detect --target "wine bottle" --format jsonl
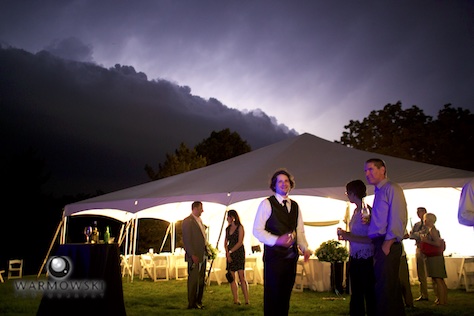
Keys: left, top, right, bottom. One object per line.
{"left": 92, "top": 221, "right": 99, "bottom": 243}
{"left": 104, "top": 226, "right": 110, "bottom": 244}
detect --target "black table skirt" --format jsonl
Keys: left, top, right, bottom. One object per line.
{"left": 37, "top": 243, "right": 126, "bottom": 316}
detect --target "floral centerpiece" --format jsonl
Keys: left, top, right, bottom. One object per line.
{"left": 314, "top": 240, "right": 349, "bottom": 263}
{"left": 206, "top": 243, "right": 218, "bottom": 260}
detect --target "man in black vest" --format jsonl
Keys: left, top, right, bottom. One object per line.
{"left": 253, "top": 169, "right": 312, "bottom": 316}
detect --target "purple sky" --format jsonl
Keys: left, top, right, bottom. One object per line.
{"left": 2, "top": 0, "right": 473, "bottom": 142}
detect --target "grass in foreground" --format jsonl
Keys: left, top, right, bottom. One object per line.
{"left": 1, "top": 276, "right": 473, "bottom": 315}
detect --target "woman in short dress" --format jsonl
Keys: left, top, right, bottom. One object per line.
{"left": 337, "top": 180, "right": 376, "bottom": 316}
{"left": 225, "top": 209, "right": 250, "bottom": 305}
{"left": 421, "top": 213, "right": 448, "bottom": 305}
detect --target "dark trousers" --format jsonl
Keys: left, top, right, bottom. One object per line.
{"left": 187, "top": 260, "right": 206, "bottom": 308}
{"left": 372, "top": 238, "right": 405, "bottom": 316}
{"left": 399, "top": 255, "right": 414, "bottom": 307}
{"left": 349, "top": 256, "right": 376, "bottom": 316}
{"left": 263, "top": 256, "right": 298, "bottom": 316}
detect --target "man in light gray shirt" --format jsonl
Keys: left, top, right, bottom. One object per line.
{"left": 365, "top": 158, "right": 407, "bottom": 316}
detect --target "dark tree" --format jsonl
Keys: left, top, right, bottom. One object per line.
{"left": 429, "top": 104, "right": 474, "bottom": 171}
{"left": 145, "top": 129, "right": 251, "bottom": 180}
{"left": 338, "top": 102, "right": 474, "bottom": 171}
{"left": 195, "top": 128, "right": 251, "bottom": 165}
{"left": 145, "top": 143, "right": 207, "bottom": 180}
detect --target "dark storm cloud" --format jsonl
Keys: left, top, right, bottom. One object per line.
{"left": 0, "top": 46, "right": 295, "bottom": 195}
{"left": 44, "top": 37, "right": 94, "bottom": 63}
{"left": 1, "top": 0, "right": 474, "bottom": 196}
{"left": 1, "top": 1, "right": 473, "bottom": 141}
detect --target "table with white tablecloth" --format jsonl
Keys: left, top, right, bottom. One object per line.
{"left": 299, "top": 256, "right": 332, "bottom": 292}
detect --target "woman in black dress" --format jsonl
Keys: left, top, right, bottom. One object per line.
{"left": 225, "top": 209, "right": 250, "bottom": 305}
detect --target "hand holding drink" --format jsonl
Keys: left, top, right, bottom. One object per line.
{"left": 337, "top": 227, "right": 343, "bottom": 240}
{"left": 361, "top": 202, "right": 370, "bottom": 224}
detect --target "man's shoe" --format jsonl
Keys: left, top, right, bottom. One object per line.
{"left": 415, "top": 296, "right": 429, "bottom": 301}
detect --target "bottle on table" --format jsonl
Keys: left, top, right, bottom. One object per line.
{"left": 91, "top": 221, "right": 99, "bottom": 243}
{"left": 104, "top": 226, "right": 110, "bottom": 244}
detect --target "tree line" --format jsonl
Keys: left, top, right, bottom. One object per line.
{"left": 337, "top": 102, "right": 474, "bottom": 172}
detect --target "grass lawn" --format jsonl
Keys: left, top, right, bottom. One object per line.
{"left": 1, "top": 276, "right": 473, "bottom": 315}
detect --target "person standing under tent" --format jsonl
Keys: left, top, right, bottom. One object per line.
{"left": 253, "top": 168, "right": 312, "bottom": 316}
{"left": 337, "top": 179, "right": 376, "bottom": 316}
{"left": 409, "top": 207, "right": 429, "bottom": 301}
{"left": 421, "top": 213, "right": 448, "bottom": 305}
{"left": 364, "top": 158, "right": 407, "bottom": 316}
{"left": 458, "top": 178, "right": 474, "bottom": 228}
{"left": 182, "top": 201, "right": 207, "bottom": 310}
{"left": 224, "top": 209, "right": 250, "bottom": 305}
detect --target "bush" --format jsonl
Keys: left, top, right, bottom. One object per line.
{"left": 314, "top": 240, "right": 348, "bottom": 263}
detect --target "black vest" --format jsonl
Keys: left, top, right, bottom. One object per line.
{"left": 263, "top": 196, "right": 299, "bottom": 261}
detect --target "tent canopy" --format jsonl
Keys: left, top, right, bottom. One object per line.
{"left": 65, "top": 133, "right": 474, "bottom": 216}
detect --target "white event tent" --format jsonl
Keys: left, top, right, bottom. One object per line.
{"left": 62, "top": 133, "right": 474, "bottom": 260}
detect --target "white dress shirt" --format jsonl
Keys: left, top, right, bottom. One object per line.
{"left": 253, "top": 193, "right": 309, "bottom": 252}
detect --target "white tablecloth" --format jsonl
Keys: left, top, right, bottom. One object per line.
{"left": 300, "top": 256, "right": 332, "bottom": 292}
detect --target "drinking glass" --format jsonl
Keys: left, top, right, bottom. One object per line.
{"left": 84, "top": 226, "right": 92, "bottom": 243}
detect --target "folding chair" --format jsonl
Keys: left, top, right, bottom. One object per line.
{"left": 206, "top": 262, "right": 222, "bottom": 286}
{"left": 139, "top": 255, "right": 155, "bottom": 280}
{"left": 8, "top": 259, "right": 23, "bottom": 279}
{"left": 174, "top": 255, "right": 188, "bottom": 280}
{"left": 0, "top": 270, "right": 5, "bottom": 283}
{"left": 293, "top": 260, "right": 308, "bottom": 292}
{"left": 152, "top": 255, "right": 170, "bottom": 281}
{"left": 244, "top": 257, "right": 258, "bottom": 285}
{"left": 458, "top": 257, "right": 474, "bottom": 292}
{"left": 120, "top": 255, "right": 133, "bottom": 277}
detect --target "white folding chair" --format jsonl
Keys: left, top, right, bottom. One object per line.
{"left": 174, "top": 255, "right": 188, "bottom": 280}
{"left": 120, "top": 255, "right": 133, "bottom": 277}
{"left": 206, "top": 261, "right": 222, "bottom": 286}
{"left": 293, "top": 260, "right": 308, "bottom": 292}
{"left": 8, "top": 259, "right": 23, "bottom": 279}
{"left": 139, "top": 255, "right": 155, "bottom": 280}
{"left": 244, "top": 257, "right": 258, "bottom": 285}
{"left": 153, "top": 255, "right": 170, "bottom": 281}
{"left": 458, "top": 257, "right": 474, "bottom": 292}
{"left": 0, "top": 269, "right": 5, "bottom": 283}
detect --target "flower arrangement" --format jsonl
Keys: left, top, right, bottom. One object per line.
{"left": 206, "top": 243, "right": 218, "bottom": 260}
{"left": 314, "top": 240, "right": 349, "bottom": 263}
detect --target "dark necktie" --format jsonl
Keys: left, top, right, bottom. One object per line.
{"left": 283, "top": 200, "right": 289, "bottom": 212}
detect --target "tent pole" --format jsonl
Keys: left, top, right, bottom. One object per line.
{"left": 171, "top": 221, "right": 176, "bottom": 254}
{"left": 160, "top": 223, "right": 172, "bottom": 253}
{"left": 37, "top": 212, "right": 64, "bottom": 278}
{"left": 205, "top": 207, "right": 229, "bottom": 286}
{"left": 60, "top": 215, "right": 68, "bottom": 244}
{"left": 118, "top": 223, "right": 125, "bottom": 246}
{"left": 131, "top": 215, "right": 139, "bottom": 282}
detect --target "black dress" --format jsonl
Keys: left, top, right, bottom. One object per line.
{"left": 226, "top": 225, "right": 245, "bottom": 272}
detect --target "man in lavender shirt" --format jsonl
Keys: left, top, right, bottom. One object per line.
{"left": 365, "top": 158, "right": 408, "bottom": 316}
